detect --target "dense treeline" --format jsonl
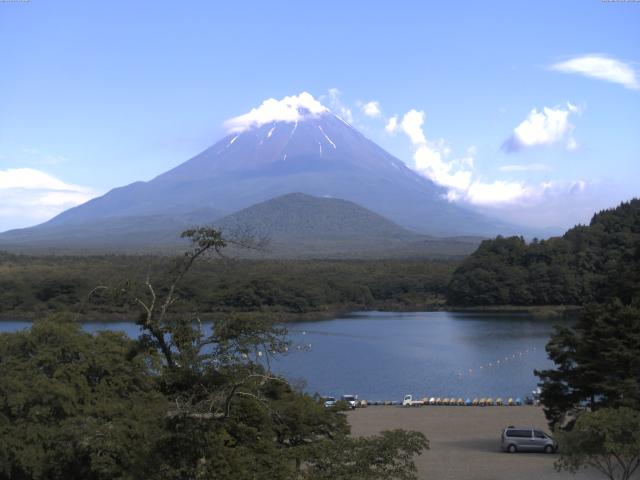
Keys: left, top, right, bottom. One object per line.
{"left": 447, "top": 199, "right": 640, "bottom": 306}
{"left": 4, "top": 199, "right": 639, "bottom": 319}
{"left": 0, "top": 254, "right": 455, "bottom": 320}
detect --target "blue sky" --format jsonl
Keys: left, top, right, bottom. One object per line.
{"left": 1, "top": 0, "right": 639, "bottom": 231}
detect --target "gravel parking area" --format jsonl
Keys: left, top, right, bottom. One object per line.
{"left": 347, "top": 406, "right": 606, "bottom": 480}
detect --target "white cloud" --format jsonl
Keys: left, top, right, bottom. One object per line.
{"left": 551, "top": 55, "right": 639, "bottom": 90}
{"left": 499, "top": 163, "right": 550, "bottom": 172}
{"left": 224, "top": 92, "right": 328, "bottom": 133}
{"left": 0, "top": 168, "right": 96, "bottom": 231}
{"left": 457, "top": 179, "right": 589, "bottom": 209}
{"left": 361, "top": 101, "right": 381, "bottom": 118}
{"left": 463, "top": 180, "right": 538, "bottom": 206}
{"left": 399, "top": 109, "right": 427, "bottom": 145}
{"left": 385, "top": 116, "right": 398, "bottom": 134}
{"left": 503, "top": 103, "right": 578, "bottom": 152}
{"left": 414, "top": 141, "right": 471, "bottom": 191}
{"left": 393, "top": 106, "right": 586, "bottom": 209}
{"left": 0, "top": 168, "right": 89, "bottom": 191}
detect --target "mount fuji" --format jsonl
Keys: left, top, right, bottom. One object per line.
{"left": 0, "top": 93, "right": 517, "bottom": 252}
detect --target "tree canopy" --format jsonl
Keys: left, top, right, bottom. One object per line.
{"left": 0, "top": 317, "right": 166, "bottom": 480}
{"left": 447, "top": 199, "right": 640, "bottom": 307}
{"left": 555, "top": 407, "right": 640, "bottom": 480}
{"left": 535, "top": 301, "right": 640, "bottom": 428}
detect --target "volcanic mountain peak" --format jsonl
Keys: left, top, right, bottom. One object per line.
{"left": 155, "top": 92, "right": 420, "bottom": 191}
{"left": 5, "top": 92, "right": 521, "bottom": 241}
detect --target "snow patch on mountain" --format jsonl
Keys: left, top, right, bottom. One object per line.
{"left": 289, "top": 121, "right": 298, "bottom": 139}
{"left": 224, "top": 92, "right": 328, "bottom": 133}
{"left": 318, "top": 126, "right": 336, "bottom": 149}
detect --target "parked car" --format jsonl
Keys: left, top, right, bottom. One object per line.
{"left": 341, "top": 394, "right": 358, "bottom": 409}
{"left": 402, "top": 394, "right": 424, "bottom": 407}
{"left": 501, "top": 426, "right": 557, "bottom": 453}
{"left": 323, "top": 396, "right": 336, "bottom": 408}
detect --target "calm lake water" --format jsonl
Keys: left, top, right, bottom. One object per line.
{"left": 0, "top": 311, "right": 562, "bottom": 401}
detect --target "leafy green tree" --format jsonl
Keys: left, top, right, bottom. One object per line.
{"left": 0, "top": 316, "right": 166, "bottom": 480}
{"left": 555, "top": 407, "right": 640, "bottom": 480}
{"left": 303, "top": 429, "right": 428, "bottom": 480}
{"left": 123, "top": 227, "right": 430, "bottom": 479}
{"left": 535, "top": 301, "right": 640, "bottom": 427}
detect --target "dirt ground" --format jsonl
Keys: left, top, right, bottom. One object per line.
{"left": 347, "top": 406, "right": 606, "bottom": 480}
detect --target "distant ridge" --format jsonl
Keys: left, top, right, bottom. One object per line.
{"left": 216, "top": 192, "right": 415, "bottom": 241}
{"left": 0, "top": 193, "right": 482, "bottom": 258}
{"left": 212, "top": 193, "right": 481, "bottom": 258}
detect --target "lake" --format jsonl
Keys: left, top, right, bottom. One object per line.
{"left": 0, "top": 311, "right": 562, "bottom": 401}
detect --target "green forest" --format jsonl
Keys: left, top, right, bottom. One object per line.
{"left": 447, "top": 199, "right": 640, "bottom": 307}
{"left": 0, "top": 254, "right": 455, "bottom": 321}
{"left": 2, "top": 199, "right": 640, "bottom": 321}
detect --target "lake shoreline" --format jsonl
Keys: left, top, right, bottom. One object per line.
{"left": 0, "top": 304, "right": 582, "bottom": 323}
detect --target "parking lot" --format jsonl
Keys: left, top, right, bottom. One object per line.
{"left": 347, "top": 406, "right": 605, "bottom": 480}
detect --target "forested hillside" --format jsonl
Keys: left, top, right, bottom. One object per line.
{"left": 0, "top": 255, "right": 455, "bottom": 320}
{"left": 447, "top": 199, "right": 640, "bottom": 306}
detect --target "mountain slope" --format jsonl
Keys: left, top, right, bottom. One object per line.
{"left": 1, "top": 94, "right": 521, "bottom": 252}
{"left": 213, "top": 193, "right": 481, "bottom": 258}
{"left": 0, "top": 207, "right": 223, "bottom": 252}
{"left": 0, "top": 193, "right": 481, "bottom": 257}
{"left": 215, "top": 192, "right": 416, "bottom": 241}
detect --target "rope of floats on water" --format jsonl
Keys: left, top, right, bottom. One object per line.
{"left": 242, "top": 332, "right": 541, "bottom": 370}
{"left": 454, "top": 346, "right": 538, "bottom": 380}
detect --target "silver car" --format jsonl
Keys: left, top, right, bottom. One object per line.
{"left": 501, "top": 426, "right": 557, "bottom": 453}
{"left": 323, "top": 397, "right": 337, "bottom": 408}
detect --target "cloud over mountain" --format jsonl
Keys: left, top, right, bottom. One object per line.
{"left": 224, "top": 92, "right": 328, "bottom": 133}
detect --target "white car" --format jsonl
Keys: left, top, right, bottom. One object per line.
{"left": 402, "top": 394, "right": 424, "bottom": 407}
{"left": 341, "top": 394, "right": 358, "bottom": 409}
